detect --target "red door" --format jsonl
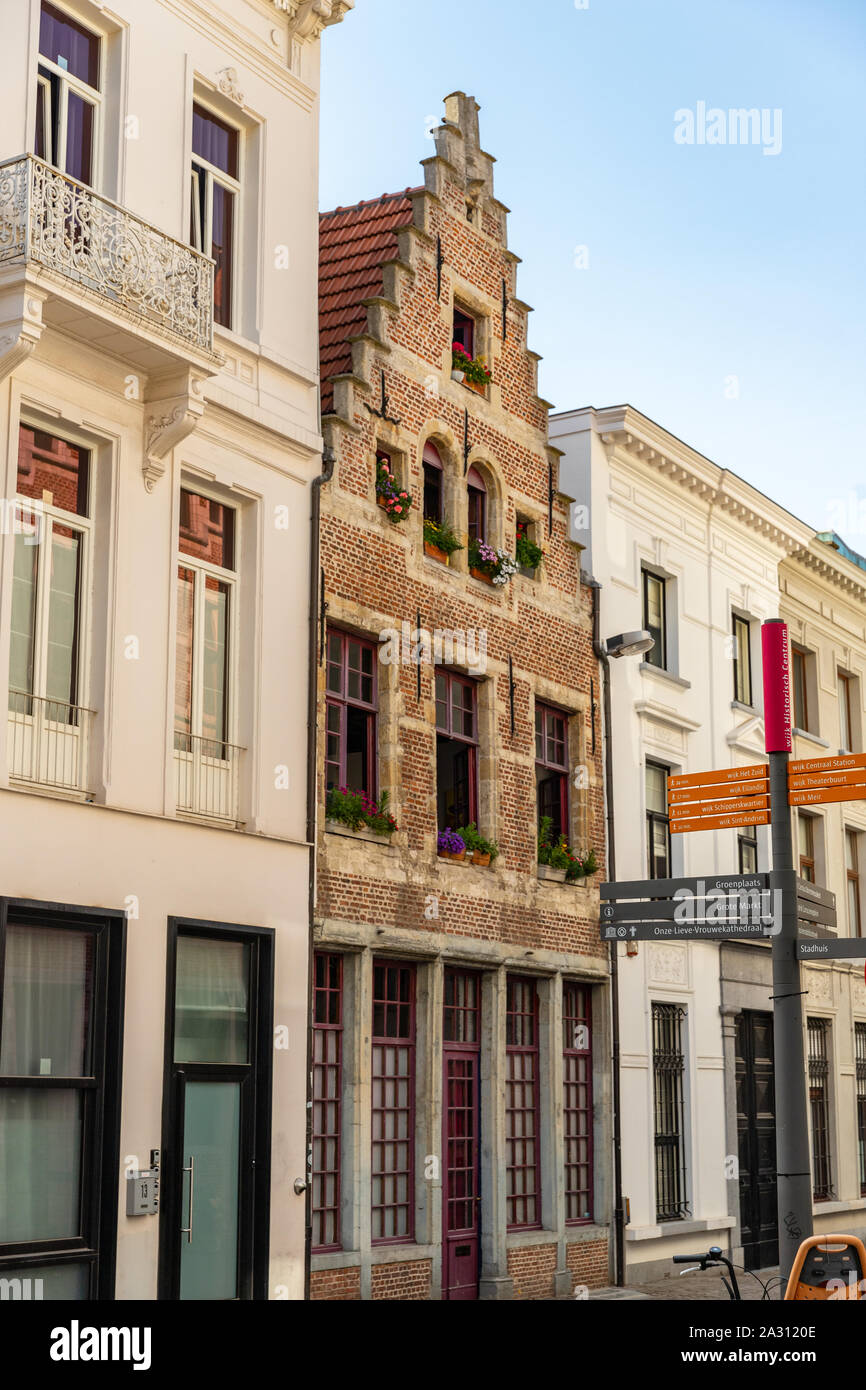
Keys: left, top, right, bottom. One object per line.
{"left": 442, "top": 970, "right": 481, "bottom": 1300}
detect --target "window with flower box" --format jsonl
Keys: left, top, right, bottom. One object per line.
{"left": 506, "top": 976, "right": 541, "bottom": 1229}
{"left": 563, "top": 982, "right": 593, "bottom": 1223}
{"left": 325, "top": 629, "right": 377, "bottom": 797}
{"left": 452, "top": 307, "right": 475, "bottom": 357}
{"left": 371, "top": 961, "right": 415, "bottom": 1243}
{"left": 311, "top": 952, "right": 343, "bottom": 1252}
{"left": 535, "top": 703, "right": 568, "bottom": 843}
{"left": 436, "top": 670, "right": 477, "bottom": 830}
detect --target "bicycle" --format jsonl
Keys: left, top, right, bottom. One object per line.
{"left": 672, "top": 1246, "right": 780, "bottom": 1301}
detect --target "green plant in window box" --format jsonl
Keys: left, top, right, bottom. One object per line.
{"left": 456, "top": 822, "right": 499, "bottom": 866}
{"left": 423, "top": 518, "right": 464, "bottom": 556}
{"left": 516, "top": 521, "right": 544, "bottom": 572}
{"left": 326, "top": 786, "right": 397, "bottom": 837}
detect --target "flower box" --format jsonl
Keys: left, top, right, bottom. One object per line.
{"left": 470, "top": 566, "right": 494, "bottom": 586}
{"left": 325, "top": 819, "right": 393, "bottom": 846}
{"left": 438, "top": 849, "right": 466, "bottom": 863}
{"left": 537, "top": 865, "right": 566, "bottom": 883}
{"left": 465, "top": 378, "right": 487, "bottom": 396}
{"left": 472, "top": 851, "right": 492, "bottom": 867}
{"left": 425, "top": 541, "right": 449, "bottom": 565}
{"left": 376, "top": 495, "right": 389, "bottom": 510}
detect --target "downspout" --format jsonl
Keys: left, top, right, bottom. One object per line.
{"left": 304, "top": 418, "right": 335, "bottom": 1300}
{"left": 587, "top": 573, "right": 625, "bottom": 1287}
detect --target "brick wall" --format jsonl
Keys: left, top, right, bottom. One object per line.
{"left": 507, "top": 1244, "right": 558, "bottom": 1300}
{"left": 309, "top": 1267, "right": 361, "bottom": 1301}
{"left": 566, "top": 1238, "right": 611, "bottom": 1292}
{"left": 371, "top": 1260, "right": 433, "bottom": 1301}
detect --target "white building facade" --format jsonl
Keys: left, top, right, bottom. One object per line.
{"left": 551, "top": 405, "right": 866, "bottom": 1282}
{"left": 0, "top": 0, "right": 351, "bottom": 1301}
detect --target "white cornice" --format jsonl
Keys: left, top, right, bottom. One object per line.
{"left": 786, "top": 543, "right": 866, "bottom": 605}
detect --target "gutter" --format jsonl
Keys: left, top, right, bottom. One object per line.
{"left": 586, "top": 573, "right": 625, "bottom": 1288}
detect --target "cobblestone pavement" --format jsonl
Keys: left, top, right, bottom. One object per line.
{"left": 588, "top": 1265, "right": 782, "bottom": 1302}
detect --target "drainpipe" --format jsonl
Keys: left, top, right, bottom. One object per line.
{"left": 304, "top": 439, "right": 335, "bottom": 1301}
{"left": 587, "top": 574, "right": 625, "bottom": 1287}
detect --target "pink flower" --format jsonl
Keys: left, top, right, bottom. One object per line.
{"left": 395, "top": 506, "right": 402, "bottom": 513}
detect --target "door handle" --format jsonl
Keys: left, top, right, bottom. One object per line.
{"left": 181, "top": 1154, "right": 195, "bottom": 1244}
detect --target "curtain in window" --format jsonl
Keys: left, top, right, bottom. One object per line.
{"left": 0, "top": 926, "right": 91, "bottom": 1076}
{"left": 174, "top": 936, "right": 249, "bottom": 1064}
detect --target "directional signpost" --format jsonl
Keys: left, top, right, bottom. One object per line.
{"left": 600, "top": 872, "right": 778, "bottom": 943}
{"left": 668, "top": 764, "right": 770, "bottom": 835}
{"left": 788, "top": 753, "right": 866, "bottom": 807}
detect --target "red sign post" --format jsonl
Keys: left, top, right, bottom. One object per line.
{"left": 762, "top": 619, "right": 792, "bottom": 754}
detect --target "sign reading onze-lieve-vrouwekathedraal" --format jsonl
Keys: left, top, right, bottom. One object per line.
{"left": 599, "top": 874, "right": 781, "bottom": 940}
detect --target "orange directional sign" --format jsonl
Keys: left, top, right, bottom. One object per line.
{"left": 668, "top": 766, "right": 770, "bottom": 833}
{"left": 669, "top": 809, "right": 771, "bottom": 835}
{"left": 789, "top": 784, "right": 866, "bottom": 808}
{"left": 668, "top": 764, "right": 767, "bottom": 791}
{"left": 788, "top": 768, "right": 866, "bottom": 791}
{"left": 789, "top": 753, "right": 866, "bottom": 776}
{"left": 669, "top": 777, "right": 768, "bottom": 805}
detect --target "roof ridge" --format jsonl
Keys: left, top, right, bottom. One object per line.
{"left": 320, "top": 185, "right": 423, "bottom": 218}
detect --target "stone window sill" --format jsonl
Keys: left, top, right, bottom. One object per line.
{"left": 626, "top": 1215, "right": 736, "bottom": 1242}
{"left": 792, "top": 727, "right": 831, "bottom": 748}
{"left": 325, "top": 820, "right": 395, "bottom": 847}
{"left": 639, "top": 663, "right": 691, "bottom": 690}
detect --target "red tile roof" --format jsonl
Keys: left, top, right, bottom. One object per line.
{"left": 319, "top": 189, "right": 420, "bottom": 413}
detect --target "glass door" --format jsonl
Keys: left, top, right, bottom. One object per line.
{"left": 160, "top": 925, "right": 273, "bottom": 1301}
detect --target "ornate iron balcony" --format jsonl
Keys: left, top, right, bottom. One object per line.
{"left": 0, "top": 155, "right": 215, "bottom": 354}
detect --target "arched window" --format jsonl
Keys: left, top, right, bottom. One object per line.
{"left": 423, "top": 443, "right": 443, "bottom": 523}
{"left": 467, "top": 465, "right": 487, "bottom": 544}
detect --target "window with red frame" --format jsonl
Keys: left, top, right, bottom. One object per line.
{"left": 506, "top": 976, "right": 541, "bottom": 1229}
{"left": 467, "top": 466, "right": 487, "bottom": 544}
{"left": 563, "top": 982, "right": 593, "bottom": 1223}
{"left": 325, "top": 629, "right": 377, "bottom": 795}
{"left": 436, "top": 670, "right": 478, "bottom": 830}
{"left": 311, "top": 952, "right": 343, "bottom": 1251}
{"left": 371, "top": 961, "right": 415, "bottom": 1243}
{"left": 452, "top": 306, "right": 475, "bottom": 357}
{"left": 536, "top": 703, "right": 568, "bottom": 842}
{"left": 423, "top": 442, "right": 443, "bottom": 523}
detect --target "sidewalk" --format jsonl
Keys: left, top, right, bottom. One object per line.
{"left": 587, "top": 1266, "right": 781, "bottom": 1302}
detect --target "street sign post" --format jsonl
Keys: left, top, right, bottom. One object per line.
{"left": 667, "top": 765, "right": 770, "bottom": 834}
{"left": 762, "top": 618, "right": 812, "bottom": 1293}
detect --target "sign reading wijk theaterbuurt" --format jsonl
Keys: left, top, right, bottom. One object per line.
{"left": 787, "top": 752, "right": 866, "bottom": 807}
{"left": 599, "top": 873, "right": 780, "bottom": 941}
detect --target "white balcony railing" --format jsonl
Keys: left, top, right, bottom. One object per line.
{"left": 0, "top": 154, "right": 215, "bottom": 353}
{"left": 174, "top": 731, "right": 243, "bottom": 824}
{"left": 7, "top": 690, "right": 93, "bottom": 793}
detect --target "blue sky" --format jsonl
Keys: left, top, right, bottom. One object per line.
{"left": 320, "top": 0, "right": 866, "bottom": 548}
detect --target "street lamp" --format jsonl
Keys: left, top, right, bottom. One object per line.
{"left": 605, "top": 630, "right": 654, "bottom": 660}
{"left": 585, "top": 581, "right": 651, "bottom": 1288}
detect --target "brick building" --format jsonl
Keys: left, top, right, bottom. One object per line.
{"left": 310, "top": 93, "right": 611, "bottom": 1300}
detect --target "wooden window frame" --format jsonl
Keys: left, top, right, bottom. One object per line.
{"left": 646, "top": 759, "right": 671, "bottom": 881}
{"left": 732, "top": 613, "right": 753, "bottom": 707}
{"left": 642, "top": 568, "right": 667, "bottom": 671}
{"left": 839, "top": 671, "right": 855, "bottom": 753}
{"left": 505, "top": 976, "right": 541, "bottom": 1231}
{"left": 311, "top": 952, "right": 343, "bottom": 1253}
{"left": 798, "top": 813, "right": 816, "bottom": 883}
{"left": 563, "top": 981, "right": 593, "bottom": 1225}
{"left": 435, "top": 668, "right": 478, "bottom": 830}
{"left": 847, "top": 829, "right": 862, "bottom": 938}
{"left": 190, "top": 101, "right": 241, "bottom": 331}
{"left": 535, "top": 702, "right": 569, "bottom": 844}
{"left": 36, "top": 1, "right": 102, "bottom": 187}
{"left": 371, "top": 960, "right": 416, "bottom": 1245}
{"left": 738, "top": 826, "right": 759, "bottom": 875}
{"left": 324, "top": 628, "right": 378, "bottom": 796}
{"left": 792, "top": 647, "right": 810, "bottom": 733}
{"left": 452, "top": 305, "right": 475, "bottom": 358}
{"left": 175, "top": 487, "right": 238, "bottom": 755}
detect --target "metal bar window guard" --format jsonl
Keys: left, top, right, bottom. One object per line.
{"left": 7, "top": 689, "right": 94, "bottom": 792}
{"left": 0, "top": 155, "right": 215, "bottom": 353}
{"left": 173, "top": 730, "right": 243, "bottom": 825}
